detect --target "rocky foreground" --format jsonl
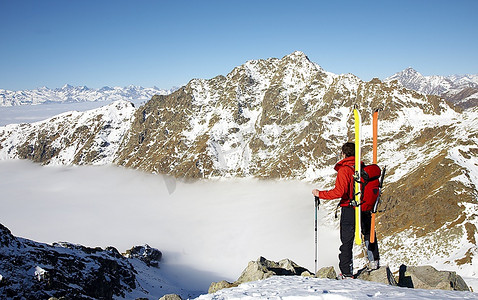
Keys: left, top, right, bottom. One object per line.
{"left": 207, "top": 256, "right": 470, "bottom": 295}
{"left": 0, "top": 223, "right": 472, "bottom": 300}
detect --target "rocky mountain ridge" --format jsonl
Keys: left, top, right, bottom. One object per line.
{"left": 0, "top": 223, "right": 182, "bottom": 299}
{"left": 0, "top": 51, "right": 477, "bottom": 280}
{"left": 384, "top": 67, "right": 478, "bottom": 109}
{"left": 0, "top": 84, "right": 177, "bottom": 106}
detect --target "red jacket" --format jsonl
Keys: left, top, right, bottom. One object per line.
{"left": 318, "top": 156, "right": 355, "bottom": 207}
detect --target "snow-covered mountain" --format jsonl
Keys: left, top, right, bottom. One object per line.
{"left": 1, "top": 51, "right": 478, "bottom": 281}
{"left": 0, "top": 100, "right": 136, "bottom": 165}
{"left": 384, "top": 67, "right": 478, "bottom": 109}
{"left": 0, "top": 84, "right": 178, "bottom": 106}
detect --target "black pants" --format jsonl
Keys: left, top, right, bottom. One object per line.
{"left": 339, "top": 206, "right": 380, "bottom": 275}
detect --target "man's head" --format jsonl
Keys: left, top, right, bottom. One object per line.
{"left": 342, "top": 142, "right": 355, "bottom": 157}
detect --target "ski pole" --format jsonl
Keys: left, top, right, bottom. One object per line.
{"left": 314, "top": 196, "right": 320, "bottom": 274}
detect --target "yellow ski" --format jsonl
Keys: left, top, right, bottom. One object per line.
{"left": 353, "top": 107, "right": 362, "bottom": 245}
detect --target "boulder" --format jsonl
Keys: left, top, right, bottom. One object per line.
{"left": 235, "top": 257, "right": 276, "bottom": 284}
{"left": 398, "top": 265, "right": 469, "bottom": 291}
{"left": 356, "top": 266, "right": 397, "bottom": 286}
{"left": 277, "top": 258, "right": 309, "bottom": 275}
{"left": 300, "top": 270, "right": 314, "bottom": 277}
{"left": 208, "top": 280, "right": 237, "bottom": 294}
{"left": 235, "top": 257, "right": 311, "bottom": 285}
{"left": 315, "top": 266, "right": 337, "bottom": 279}
{"left": 159, "top": 294, "right": 183, "bottom": 300}
{"left": 210, "top": 257, "right": 312, "bottom": 293}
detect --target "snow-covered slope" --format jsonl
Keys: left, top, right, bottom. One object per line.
{"left": 1, "top": 51, "right": 478, "bottom": 283}
{"left": 385, "top": 68, "right": 478, "bottom": 109}
{"left": 0, "top": 84, "right": 177, "bottom": 106}
{"left": 0, "top": 100, "right": 136, "bottom": 165}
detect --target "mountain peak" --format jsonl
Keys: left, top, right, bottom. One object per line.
{"left": 282, "top": 51, "right": 310, "bottom": 62}
{"left": 397, "top": 67, "right": 422, "bottom": 78}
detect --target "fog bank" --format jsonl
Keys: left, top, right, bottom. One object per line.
{"left": 0, "top": 160, "right": 340, "bottom": 290}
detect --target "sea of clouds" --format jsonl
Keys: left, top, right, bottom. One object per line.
{"left": 0, "top": 159, "right": 340, "bottom": 291}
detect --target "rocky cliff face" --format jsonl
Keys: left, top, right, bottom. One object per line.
{"left": 1, "top": 51, "right": 477, "bottom": 276}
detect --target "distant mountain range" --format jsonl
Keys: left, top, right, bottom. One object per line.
{"left": 2, "top": 67, "right": 476, "bottom": 109}
{"left": 1, "top": 51, "right": 477, "bottom": 279}
{"left": 385, "top": 67, "right": 478, "bottom": 109}
{"left": 0, "top": 84, "right": 178, "bottom": 106}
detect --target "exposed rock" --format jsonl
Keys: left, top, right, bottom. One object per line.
{"left": 159, "top": 294, "right": 183, "bottom": 300}
{"left": 235, "top": 257, "right": 310, "bottom": 285}
{"left": 209, "top": 257, "right": 312, "bottom": 294}
{"left": 235, "top": 257, "right": 276, "bottom": 284}
{"left": 398, "top": 265, "right": 469, "bottom": 291}
{"left": 0, "top": 223, "right": 167, "bottom": 299}
{"left": 208, "top": 280, "right": 237, "bottom": 294}
{"left": 0, "top": 223, "right": 18, "bottom": 247}
{"left": 208, "top": 258, "right": 472, "bottom": 295}
{"left": 315, "top": 266, "right": 337, "bottom": 279}
{"left": 124, "top": 244, "right": 162, "bottom": 267}
{"left": 300, "top": 270, "right": 314, "bottom": 277}
{"left": 356, "top": 266, "right": 397, "bottom": 286}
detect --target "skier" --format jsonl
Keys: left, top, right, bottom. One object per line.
{"left": 312, "top": 142, "right": 380, "bottom": 279}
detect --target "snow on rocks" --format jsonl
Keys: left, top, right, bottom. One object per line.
{"left": 123, "top": 244, "right": 162, "bottom": 267}
{"left": 0, "top": 222, "right": 165, "bottom": 299}
{"left": 206, "top": 256, "right": 471, "bottom": 299}
{"left": 197, "top": 275, "right": 477, "bottom": 300}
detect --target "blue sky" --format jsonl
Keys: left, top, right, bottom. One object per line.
{"left": 1, "top": 0, "right": 477, "bottom": 90}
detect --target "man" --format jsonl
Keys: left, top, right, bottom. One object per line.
{"left": 312, "top": 142, "right": 379, "bottom": 278}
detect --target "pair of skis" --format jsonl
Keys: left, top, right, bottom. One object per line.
{"left": 352, "top": 107, "right": 383, "bottom": 245}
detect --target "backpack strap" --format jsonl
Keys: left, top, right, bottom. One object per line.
{"left": 345, "top": 165, "right": 362, "bottom": 206}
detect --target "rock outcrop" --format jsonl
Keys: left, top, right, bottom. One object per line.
{"left": 356, "top": 266, "right": 397, "bottom": 286}
{"left": 398, "top": 264, "right": 469, "bottom": 291}
{"left": 315, "top": 266, "right": 337, "bottom": 279}
{"left": 236, "top": 257, "right": 310, "bottom": 284}
{"left": 123, "top": 244, "right": 162, "bottom": 267}
{"left": 208, "top": 256, "right": 312, "bottom": 293}
{"left": 208, "top": 257, "right": 470, "bottom": 294}
{"left": 0, "top": 223, "right": 164, "bottom": 299}
{"left": 159, "top": 294, "right": 183, "bottom": 300}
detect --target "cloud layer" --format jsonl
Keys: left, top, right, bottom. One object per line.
{"left": 0, "top": 160, "right": 341, "bottom": 289}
